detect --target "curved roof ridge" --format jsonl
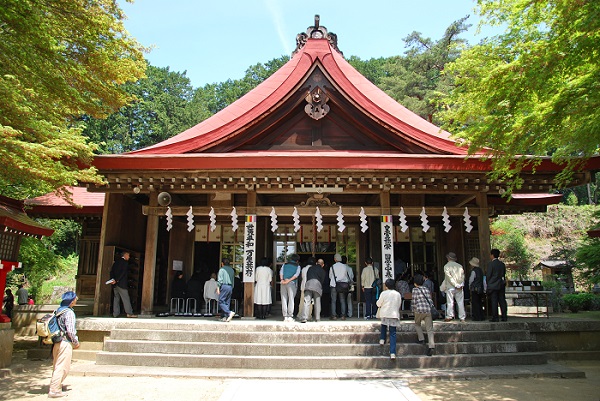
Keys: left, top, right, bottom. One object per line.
{"left": 130, "top": 37, "right": 469, "bottom": 155}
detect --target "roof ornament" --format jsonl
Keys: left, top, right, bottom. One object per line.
{"left": 293, "top": 14, "right": 343, "bottom": 56}
{"left": 304, "top": 86, "right": 330, "bottom": 120}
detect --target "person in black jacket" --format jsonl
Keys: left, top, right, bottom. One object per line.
{"left": 110, "top": 251, "right": 137, "bottom": 318}
{"left": 487, "top": 249, "right": 507, "bottom": 322}
{"left": 468, "top": 257, "right": 485, "bottom": 321}
{"left": 300, "top": 257, "right": 326, "bottom": 323}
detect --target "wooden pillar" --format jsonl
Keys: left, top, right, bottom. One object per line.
{"left": 141, "top": 193, "right": 159, "bottom": 315}
{"left": 244, "top": 190, "right": 256, "bottom": 318}
{"left": 93, "top": 194, "right": 113, "bottom": 316}
{"left": 476, "top": 193, "right": 492, "bottom": 267}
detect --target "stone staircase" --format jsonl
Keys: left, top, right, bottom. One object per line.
{"left": 94, "top": 320, "right": 547, "bottom": 369}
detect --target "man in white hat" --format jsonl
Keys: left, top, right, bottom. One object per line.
{"left": 468, "top": 257, "right": 485, "bottom": 321}
{"left": 441, "top": 252, "right": 466, "bottom": 322}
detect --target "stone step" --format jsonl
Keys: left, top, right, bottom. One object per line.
{"left": 102, "top": 338, "right": 537, "bottom": 356}
{"left": 95, "top": 351, "right": 548, "bottom": 369}
{"left": 107, "top": 328, "right": 532, "bottom": 344}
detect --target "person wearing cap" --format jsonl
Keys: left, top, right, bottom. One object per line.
{"left": 109, "top": 251, "right": 137, "bottom": 318}
{"left": 48, "top": 291, "right": 80, "bottom": 398}
{"left": 487, "top": 248, "right": 508, "bottom": 322}
{"left": 468, "top": 257, "right": 485, "bottom": 321}
{"left": 441, "top": 252, "right": 466, "bottom": 322}
{"left": 280, "top": 254, "right": 300, "bottom": 322}
{"left": 329, "top": 253, "right": 350, "bottom": 320}
{"left": 216, "top": 258, "right": 236, "bottom": 322}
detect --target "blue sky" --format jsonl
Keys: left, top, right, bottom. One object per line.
{"left": 119, "top": 0, "right": 498, "bottom": 88}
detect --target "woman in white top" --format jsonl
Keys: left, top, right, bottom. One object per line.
{"left": 254, "top": 257, "right": 273, "bottom": 319}
{"left": 376, "top": 278, "right": 402, "bottom": 360}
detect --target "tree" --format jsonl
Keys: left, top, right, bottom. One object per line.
{"left": 441, "top": 0, "right": 600, "bottom": 192}
{"left": 0, "top": 0, "right": 146, "bottom": 199}
{"left": 83, "top": 64, "right": 202, "bottom": 153}
{"left": 379, "top": 17, "right": 471, "bottom": 125}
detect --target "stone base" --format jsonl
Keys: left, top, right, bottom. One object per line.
{"left": 0, "top": 323, "right": 14, "bottom": 368}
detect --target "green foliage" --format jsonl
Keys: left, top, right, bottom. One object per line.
{"left": 377, "top": 17, "right": 471, "bottom": 125}
{"left": 12, "top": 219, "right": 80, "bottom": 301}
{"left": 542, "top": 277, "right": 566, "bottom": 312}
{"left": 491, "top": 219, "right": 534, "bottom": 279}
{"left": 0, "top": 0, "right": 146, "bottom": 198}
{"left": 440, "top": 0, "right": 600, "bottom": 192}
{"left": 83, "top": 64, "right": 202, "bottom": 153}
{"left": 562, "top": 292, "right": 596, "bottom": 313}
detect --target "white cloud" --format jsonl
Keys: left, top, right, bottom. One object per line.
{"left": 263, "top": 0, "right": 292, "bottom": 55}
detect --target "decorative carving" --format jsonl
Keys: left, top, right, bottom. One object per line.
{"left": 293, "top": 15, "right": 343, "bottom": 56}
{"left": 304, "top": 86, "right": 330, "bottom": 120}
{"left": 299, "top": 193, "right": 337, "bottom": 207}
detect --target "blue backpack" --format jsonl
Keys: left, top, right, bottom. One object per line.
{"left": 36, "top": 307, "right": 69, "bottom": 345}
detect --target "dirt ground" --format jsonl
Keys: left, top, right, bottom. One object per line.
{"left": 2, "top": 343, "right": 599, "bottom": 401}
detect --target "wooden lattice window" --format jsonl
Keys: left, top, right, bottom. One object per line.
{"left": 0, "top": 232, "right": 19, "bottom": 260}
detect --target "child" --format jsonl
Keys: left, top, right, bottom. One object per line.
{"left": 412, "top": 273, "right": 436, "bottom": 356}
{"left": 376, "top": 278, "right": 402, "bottom": 360}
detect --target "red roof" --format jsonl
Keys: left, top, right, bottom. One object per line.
{"left": 92, "top": 24, "right": 600, "bottom": 175}
{"left": 127, "top": 39, "right": 466, "bottom": 156}
{"left": 0, "top": 196, "right": 54, "bottom": 238}
{"left": 25, "top": 187, "right": 105, "bottom": 216}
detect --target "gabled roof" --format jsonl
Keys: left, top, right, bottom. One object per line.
{"left": 128, "top": 37, "right": 466, "bottom": 157}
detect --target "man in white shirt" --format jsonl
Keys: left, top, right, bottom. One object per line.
{"left": 441, "top": 252, "right": 466, "bottom": 322}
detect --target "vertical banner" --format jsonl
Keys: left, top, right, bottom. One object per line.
{"left": 380, "top": 215, "right": 395, "bottom": 281}
{"left": 243, "top": 215, "right": 257, "bottom": 283}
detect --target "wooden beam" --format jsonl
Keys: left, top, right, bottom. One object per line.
{"left": 476, "top": 192, "right": 491, "bottom": 267}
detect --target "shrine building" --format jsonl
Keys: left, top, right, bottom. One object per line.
{"left": 67, "top": 17, "right": 596, "bottom": 317}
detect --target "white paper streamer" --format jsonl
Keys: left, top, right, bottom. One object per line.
{"left": 442, "top": 206, "right": 452, "bottom": 233}
{"left": 463, "top": 207, "right": 473, "bottom": 233}
{"left": 186, "top": 206, "right": 194, "bottom": 232}
{"left": 398, "top": 207, "right": 408, "bottom": 232}
{"left": 292, "top": 207, "right": 301, "bottom": 232}
{"left": 315, "top": 207, "right": 323, "bottom": 232}
{"left": 336, "top": 206, "right": 346, "bottom": 232}
{"left": 420, "top": 207, "right": 430, "bottom": 232}
{"left": 166, "top": 206, "right": 173, "bottom": 232}
{"left": 359, "top": 207, "right": 368, "bottom": 233}
{"left": 230, "top": 207, "right": 239, "bottom": 232}
{"left": 270, "top": 207, "right": 279, "bottom": 232}
{"left": 208, "top": 207, "right": 217, "bottom": 232}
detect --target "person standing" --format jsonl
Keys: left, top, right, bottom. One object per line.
{"left": 329, "top": 253, "right": 349, "bottom": 320}
{"left": 361, "top": 257, "right": 377, "bottom": 319}
{"left": 376, "top": 279, "right": 402, "bottom": 360}
{"left": 16, "top": 284, "right": 28, "bottom": 305}
{"left": 48, "top": 291, "right": 80, "bottom": 398}
{"left": 300, "top": 257, "right": 326, "bottom": 323}
{"left": 342, "top": 255, "right": 354, "bottom": 318}
{"left": 216, "top": 258, "right": 235, "bottom": 322}
{"left": 441, "top": 252, "right": 466, "bottom": 322}
{"left": 110, "top": 251, "right": 137, "bottom": 318}
{"left": 412, "top": 274, "right": 436, "bottom": 356}
{"left": 298, "top": 258, "right": 312, "bottom": 321}
{"left": 254, "top": 257, "right": 273, "bottom": 319}
{"left": 487, "top": 249, "right": 508, "bottom": 322}
{"left": 280, "top": 254, "right": 300, "bottom": 322}
{"left": 468, "top": 257, "right": 485, "bottom": 321}
{"left": 3, "top": 289, "right": 14, "bottom": 319}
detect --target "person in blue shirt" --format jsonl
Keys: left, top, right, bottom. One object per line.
{"left": 280, "top": 254, "right": 300, "bottom": 322}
